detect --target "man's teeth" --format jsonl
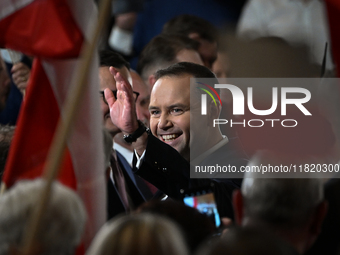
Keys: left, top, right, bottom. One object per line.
{"left": 162, "top": 134, "right": 178, "bottom": 141}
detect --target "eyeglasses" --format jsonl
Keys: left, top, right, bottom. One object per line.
{"left": 99, "top": 90, "right": 139, "bottom": 104}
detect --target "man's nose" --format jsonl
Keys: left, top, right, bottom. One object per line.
{"left": 158, "top": 113, "right": 172, "bottom": 130}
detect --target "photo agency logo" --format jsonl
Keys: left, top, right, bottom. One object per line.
{"left": 196, "top": 82, "right": 222, "bottom": 115}
{"left": 198, "top": 82, "right": 312, "bottom": 128}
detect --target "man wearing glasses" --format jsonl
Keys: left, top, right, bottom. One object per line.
{"left": 99, "top": 51, "right": 138, "bottom": 136}
{"left": 99, "top": 50, "right": 146, "bottom": 219}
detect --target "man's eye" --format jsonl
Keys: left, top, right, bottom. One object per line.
{"left": 140, "top": 99, "right": 149, "bottom": 107}
{"left": 171, "top": 108, "right": 183, "bottom": 115}
{"left": 150, "top": 110, "right": 160, "bottom": 116}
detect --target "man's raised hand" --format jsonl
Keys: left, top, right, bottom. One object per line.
{"left": 104, "top": 67, "right": 139, "bottom": 134}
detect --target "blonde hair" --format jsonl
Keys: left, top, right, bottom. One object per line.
{"left": 87, "top": 214, "right": 189, "bottom": 255}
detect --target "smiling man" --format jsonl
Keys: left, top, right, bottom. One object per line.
{"left": 106, "top": 62, "right": 248, "bottom": 218}
{"left": 149, "top": 74, "right": 191, "bottom": 161}
{"left": 149, "top": 65, "right": 228, "bottom": 163}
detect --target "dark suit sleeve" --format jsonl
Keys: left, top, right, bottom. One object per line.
{"left": 133, "top": 134, "right": 190, "bottom": 199}
{"left": 132, "top": 134, "right": 237, "bottom": 219}
{"left": 306, "top": 178, "right": 340, "bottom": 255}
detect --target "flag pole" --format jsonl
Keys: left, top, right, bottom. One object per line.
{"left": 0, "top": 182, "right": 6, "bottom": 195}
{"left": 20, "top": 0, "right": 112, "bottom": 254}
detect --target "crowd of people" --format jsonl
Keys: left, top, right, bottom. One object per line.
{"left": 0, "top": 0, "right": 339, "bottom": 254}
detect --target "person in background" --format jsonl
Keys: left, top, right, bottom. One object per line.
{"left": 131, "top": 70, "right": 150, "bottom": 127}
{"left": 137, "top": 200, "right": 215, "bottom": 254}
{"left": 162, "top": 15, "right": 219, "bottom": 69}
{"left": 0, "top": 51, "right": 28, "bottom": 125}
{"left": 112, "top": 68, "right": 158, "bottom": 199}
{"left": 196, "top": 227, "right": 298, "bottom": 255}
{"left": 11, "top": 62, "right": 30, "bottom": 95}
{"left": 211, "top": 44, "right": 236, "bottom": 139}
{"left": 86, "top": 214, "right": 189, "bottom": 255}
{"left": 237, "top": 0, "right": 334, "bottom": 72}
{"left": 130, "top": 1, "right": 244, "bottom": 69}
{"left": 113, "top": 70, "right": 151, "bottom": 161}
{"left": 233, "top": 151, "right": 328, "bottom": 254}
{"left": 137, "top": 34, "right": 203, "bottom": 89}
{"left": 99, "top": 50, "right": 149, "bottom": 217}
{"left": 0, "top": 179, "right": 86, "bottom": 255}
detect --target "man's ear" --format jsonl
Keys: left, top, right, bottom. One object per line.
{"left": 148, "top": 74, "right": 156, "bottom": 88}
{"left": 233, "top": 189, "right": 244, "bottom": 225}
{"left": 208, "top": 99, "right": 222, "bottom": 120}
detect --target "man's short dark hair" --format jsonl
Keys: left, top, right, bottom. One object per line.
{"left": 162, "top": 14, "right": 218, "bottom": 43}
{"left": 155, "top": 62, "right": 220, "bottom": 100}
{"left": 155, "top": 62, "right": 218, "bottom": 82}
{"left": 137, "top": 34, "right": 199, "bottom": 78}
{"left": 99, "top": 50, "right": 130, "bottom": 70}
{"left": 154, "top": 62, "right": 220, "bottom": 116}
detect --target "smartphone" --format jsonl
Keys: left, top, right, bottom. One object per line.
{"left": 181, "top": 186, "right": 221, "bottom": 228}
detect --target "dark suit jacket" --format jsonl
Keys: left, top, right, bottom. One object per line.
{"left": 107, "top": 151, "right": 146, "bottom": 220}
{"left": 133, "top": 134, "right": 248, "bottom": 219}
{"left": 306, "top": 177, "right": 340, "bottom": 255}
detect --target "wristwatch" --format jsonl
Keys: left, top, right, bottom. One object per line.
{"left": 123, "top": 120, "right": 149, "bottom": 143}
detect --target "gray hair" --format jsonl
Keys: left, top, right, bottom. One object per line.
{"left": 0, "top": 179, "right": 87, "bottom": 255}
{"left": 241, "top": 173, "right": 323, "bottom": 229}
{"left": 87, "top": 213, "right": 189, "bottom": 255}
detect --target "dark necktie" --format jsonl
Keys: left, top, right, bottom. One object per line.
{"left": 111, "top": 150, "right": 131, "bottom": 211}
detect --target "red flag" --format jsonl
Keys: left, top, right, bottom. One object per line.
{"left": 0, "top": 0, "right": 106, "bottom": 247}
{"left": 325, "top": 0, "right": 340, "bottom": 76}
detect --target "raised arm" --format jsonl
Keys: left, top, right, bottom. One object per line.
{"left": 105, "top": 67, "right": 148, "bottom": 155}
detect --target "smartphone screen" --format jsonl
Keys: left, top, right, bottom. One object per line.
{"left": 183, "top": 191, "right": 221, "bottom": 228}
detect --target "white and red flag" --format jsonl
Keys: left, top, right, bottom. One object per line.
{"left": 0, "top": 0, "right": 106, "bottom": 246}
